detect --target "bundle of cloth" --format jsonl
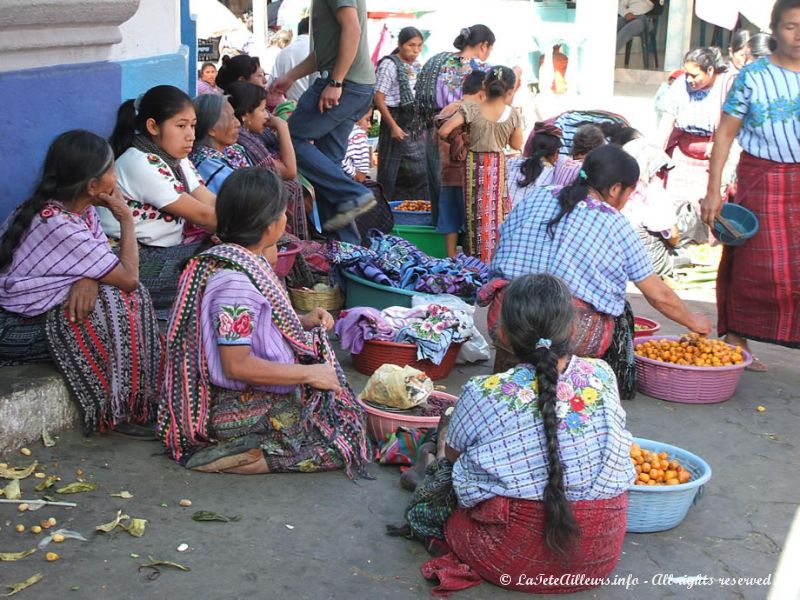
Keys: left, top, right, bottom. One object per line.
{"left": 328, "top": 231, "right": 488, "bottom": 298}
{"left": 335, "top": 303, "right": 473, "bottom": 365}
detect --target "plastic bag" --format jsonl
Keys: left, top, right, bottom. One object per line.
{"left": 360, "top": 364, "right": 433, "bottom": 410}
{"left": 411, "top": 294, "right": 491, "bottom": 363}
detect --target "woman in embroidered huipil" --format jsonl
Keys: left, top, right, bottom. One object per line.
{"left": 416, "top": 274, "right": 635, "bottom": 595}
{"left": 701, "top": 0, "right": 800, "bottom": 369}
{"left": 374, "top": 27, "right": 428, "bottom": 201}
{"left": 0, "top": 131, "right": 161, "bottom": 433}
{"left": 102, "top": 85, "right": 217, "bottom": 318}
{"left": 158, "top": 168, "right": 368, "bottom": 476}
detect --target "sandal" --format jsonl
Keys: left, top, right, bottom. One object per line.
{"left": 745, "top": 357, "right": 768, "bottom": 372}
{"left": 185, "top": 435, "right": 263, "bottom": 471}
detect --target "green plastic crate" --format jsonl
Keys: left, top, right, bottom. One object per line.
{"left": 343, "top": 271, "right": 421, "bottom": 310}
{"left": 391, "top": 225, "right": 447, "bottom": 258}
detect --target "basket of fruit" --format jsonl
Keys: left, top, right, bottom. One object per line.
{"left": 389, "top": 200, "right": 432, "bottom": 226}
{"left": 634, "top": 334, "right": 752, "bottom": 403}
{"left": 633, "top": 316, "right": 661, "bottom": 338}
{"left": 627, "top": 438, "right": 712, "bottom": 533}
{"left": 357, "top": 391, "right": 457, "bottom": 442}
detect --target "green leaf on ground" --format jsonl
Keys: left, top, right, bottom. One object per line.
{"left": 2, "top": 480, "right": 21, "bottom": 501}
{"left": 0, "top": 463, "right": 37, "bottom": 481}
{"left": 34, "top": 476, "right": 60, "bottom": 493}
{"left": 41, "top": 428, "right": 56, "bottom": 448}
{"left": 110, "top": 491, "right": 133, "bottom": 499}
{"left": 56, "top": 482, "right": 97, "bottom": 494}
{"left": 122, "top": 518, "right": 147, "bottom": 538}
{"left": 1, "top": 573, "right": 43, "bottom": 597}
{"left": 96, "top": 510, "right": 128, "bottom": 533}
{"left": 140, "top": 556, "right": 190, "bottom": 572}
{"left": 0, "top": 550, "right": 36, "bottom": 562}
{"left": 191, "top": 511, "right": 240, "bottom": 523}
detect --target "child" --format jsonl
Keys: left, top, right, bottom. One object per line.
{"left": 439, "top": 66, "right": 524, "bottom": 263}
{"left": 434, "top": 70, "right": 486, "bottom": 257}
{"left": 342, "top": 110, "right": 373, "bottom": 183}
{"left": 374, "top": 27, "right": 427, "bottom": 201}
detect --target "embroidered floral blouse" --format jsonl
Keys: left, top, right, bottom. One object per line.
{"left": 200, "top": 267, "right": 295, "bottom": 393}
{"left": 447, "top": 358, "right": 635, "bottom": 508}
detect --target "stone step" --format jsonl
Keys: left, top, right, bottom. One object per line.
{"left": 0, "top": 363, "right": 78, "bottom": 455}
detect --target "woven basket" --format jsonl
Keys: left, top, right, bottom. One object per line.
{"left": 351, "top": 339, "right": 463, "bottom": 381}
{"left": 287, "top": 285, "right": 345, "bottom": 312}
{"left": 627, "top": 437, "right": 712, "bottom": 533}
{"left": 633, "top": 316, "right": 661, "bottom": 339}
{"left": 356, "top": 391, "right": 458, "bottom": 443}
{"left": 635, "top": 335, "right": 752, "bottom": 404}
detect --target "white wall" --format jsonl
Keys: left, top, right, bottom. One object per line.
{"left": 110, "top": 0, "right": 181, "bottom": 61}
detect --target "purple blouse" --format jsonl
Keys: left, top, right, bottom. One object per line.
{"left": 200, "top": 267, "right": 296, "bottom": 393}
{"left": 0, "top": 203, "right": 119, "bottom": 317}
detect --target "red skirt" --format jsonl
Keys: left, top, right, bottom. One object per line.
{"left": 422, "top": 494, "right": 627, "bottom": 596}
{"left": 717, "top": 153, "right": 800, "bottom": 347}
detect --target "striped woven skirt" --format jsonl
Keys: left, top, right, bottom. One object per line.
{"left": 0, "top": 310, "right": 50, "bottom": 366}
{"left": 138, "top": 241, "right": 204, "bottom": 320}
{"left": 422, "top": 494, "right": 627, "bottom": 595}
{"left": 209, "top": 386, "right": 344, "bottom": 473}
{"left": 44, "top": 285, "right": 162, "bottom": 433}
{"left": 717, "top": 153, "right": 800, "bottom": 347}
{"left": 377, "top": 109, "right": 428, "bottom": 202}
{"left": 464, "top": 151, "right": 509, "bottom": 264}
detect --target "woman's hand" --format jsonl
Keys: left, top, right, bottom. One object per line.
{"left": 300, "top": 308, "right": 335, "bottom": 331}
{"left": 304, "top": 363, "right": 342, "bottom": 393}
{"left": 97, "top": 188, "right": 132, "bottom": 224}
{"left": 700, "top": 191, "right": 723, "bottom": 229}
{"left": 391, "top": 124, "right": 407, "bottom": 141}
{"left": 65, "top": 278, "right": 99, "bottom": 323}
{"left": 267, "top": 115, "right": 289, "bottom": 132}
{"left": 688, "top": 312, "right": 713, "bottom": 336}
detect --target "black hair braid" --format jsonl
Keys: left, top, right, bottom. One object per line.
{"left": 518, "top": 156, "right": 545, "bottom": 188}
{"left": 109, "top": 99, "right": 137, "bottom": 158}
{"left": 547, "top": 181, "right": 589, "bottom": 238}
{"left": 0, "top": 174, "right": 59, "bottom": 271}
{"left": 533, "top": 346, "right": 579, "bottom": 554}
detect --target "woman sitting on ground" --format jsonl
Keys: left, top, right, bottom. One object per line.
{"left": 227, "top": 82, "right": 308, "bottom": 239}
{"left": 102, "top": 85, "right": 217, "bottom": 318}
{"left": 416, "top": 274, "right": 635, "bottom": 595}
{"left": 506, "top": 122, "right": 563, "bottom": 207}
{"left": 551, "top": 123, "right": 606, "bottom": 186}
{"left": 0, "top": 130, "right": 161, "bottom": 434}
{"left": 482, "top": 144, "right": 711, "bottom": 398}
{"left": 157, "top": 168, "right": 369, "bottom": 475}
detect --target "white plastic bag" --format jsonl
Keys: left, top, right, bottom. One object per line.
{"left": 411, "top": 294, "right": 491, "bottom": 363}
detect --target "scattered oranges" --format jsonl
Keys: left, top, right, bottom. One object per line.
{"left": 394, "top": 200, "right": 431, "bottom": 212}
{"left": 635, "top": 333, "right": 744, "bottom": 368}
{"left": 630, "top": 443, "right": 692, "bottom": 486}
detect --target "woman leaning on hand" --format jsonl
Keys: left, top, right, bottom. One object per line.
{"left": 701, "top": 0, "right": 800, "bottom": 370}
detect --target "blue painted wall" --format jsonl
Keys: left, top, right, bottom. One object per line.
{"left": 0, "top": 62, "right": 121, "bottom": 221}
{"left": 181, "top": 0, "right": 198, "bottom": 97}
{"left": 119, "top": 52, "right": 189, "bottom": 101}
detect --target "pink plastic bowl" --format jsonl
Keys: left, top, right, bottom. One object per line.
{"left": 356, "top": 391, "right": 458, "bottom": 443}
{"left": 273, "top": 242, "right": 301, "bottom": 278}
{"left": 635, "top": 335, "right": 752, "bottom": 404}
{"left": 634, "top": 316, "right": 661, "bottom": 339}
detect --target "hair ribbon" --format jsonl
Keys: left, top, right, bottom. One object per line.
{"left": 578, "top": 169, "right": 588, "bottom": 182}
{"left": 536, "top": 338, "right": 552, "bottom": 349}
{"left": 133, "top": 94, "right": 144, "bottom": 117}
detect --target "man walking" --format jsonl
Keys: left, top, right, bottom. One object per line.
{"left": 271, "top": 0, "right": 375, "bottom": 242}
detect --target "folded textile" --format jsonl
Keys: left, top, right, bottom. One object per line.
{"left": 392, "top": 304, "right": 466, "bottom": 365}
{"left": 335, "top": 307, "right": 395, "bottom": 354}
{"left": 328, "top": 231, "right": 488, "bottom": 298}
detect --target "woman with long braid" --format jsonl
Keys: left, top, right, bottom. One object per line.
{"left": 413, "top": 275, "right": 634, "bottom": 595}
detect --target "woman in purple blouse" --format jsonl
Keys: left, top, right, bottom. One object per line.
{"left": 0, "top": 130, "right": 161, "bottom": 434}
{"left": 158, "top": 168, "right": 369, "bottom": 477}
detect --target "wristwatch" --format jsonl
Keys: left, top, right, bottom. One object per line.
{"left": 327, "top": 78, "right": 343, "bottom": 88}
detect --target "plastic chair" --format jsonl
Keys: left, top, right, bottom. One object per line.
{"left": 624, "top": 13, "right": 660, "bottom": 69}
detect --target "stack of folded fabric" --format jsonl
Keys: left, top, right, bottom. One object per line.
{"left": 328, "top": 231, "right": 488, "bottom": 298}
{"left": 336, "top": 303, "right": 474, "bottom": 365}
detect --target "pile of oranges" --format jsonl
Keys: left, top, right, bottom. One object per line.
{"left": 394, "top": 200, "right": 431, "bottom": 212}
{"left": 635, "top": 333, "right": 745, "bottom": 368}
{"left": 631, "top": 443, "right": 692, "bottom": 486}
